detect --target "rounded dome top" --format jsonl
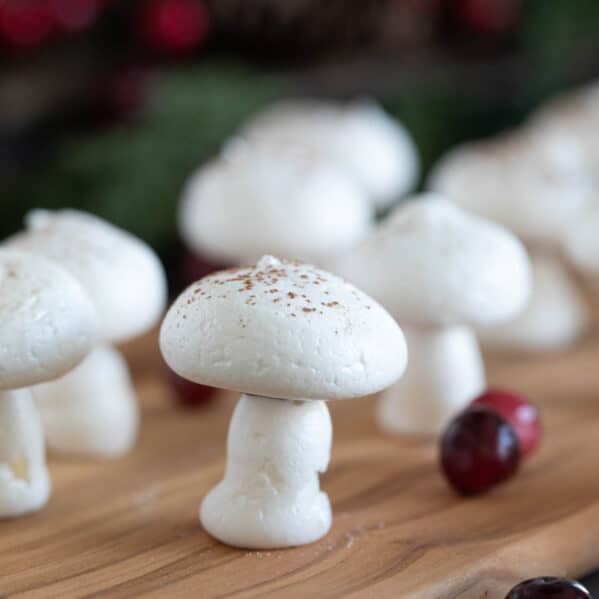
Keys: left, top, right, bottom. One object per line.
{"left": 160, "top": 255, "right": 407, "bottom": 400}
{"left": 0, "top": 249, "right": 97, "bottom": 390}
{"left": 337, "top": 196, "right": 532, "bottom": 327}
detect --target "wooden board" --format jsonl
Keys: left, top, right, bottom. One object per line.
{"left": 4, "top": 324, "right": 599, "bottom": 599}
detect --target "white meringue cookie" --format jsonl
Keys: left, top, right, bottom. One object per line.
{"left": 34, "top": 345, "right": 139, "bottom": 458}
{"left": 179, "top": 145, "right": 372, "bottom": 266}
{"left": 240, "top": 99, "right": 420, "bottom": 209}
{"left": 161, "top": 255, "right": 407, "bottom": 400}
{"left": 161, "top": 255, "right": 406, "bottom": 548}
{"left": 477, "top": 252, "right": 591, "bottom": 352}
{"left": 0, "top": 249, "right": 97, "bottom": 390}
{"left": 377, "top": 325, "right": 484, "bottom": 435}
{"left": 429, "top": 126, "right": 595, "bottom": 351}
{"left": 337, "top": 195, "right": 531, "bottom": 435}
{"left": 532, "top": 81, "right": 599, "bottom": 168}
{"left": 0, "top": 249, "right": 97, "bottom": 517}
{"left": 9, "top": 209, "right": 167, "bottom": 344}
{"left": 429, "top": 127, "right": 596, "bottom": 246}
{"left": 0, "top": 390, "right": 50, "bottom": 518}
{"left": 564, "top": 208, "right": 599, "bottom": 290}
{"left": 6, "top": 210, "right": 167, "bottom": 459}
{"left": 338, "top": 195, "right": 531, "bottom": 328}
{"left": 201, "top": 394, "right": 332, "bottom": 549}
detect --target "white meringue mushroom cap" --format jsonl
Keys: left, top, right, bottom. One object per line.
{"left": 339, "top": 196, "right": 531, "bottom": 327}
{"left": 564, "top": 208, "right": 599, "bottom": 282}
{"left": 532, "top": 82, "right": 599, "bottom": 163}
{"left": 0, "top": 249, "right": 98, "bottom": 390}
{"left": 240, "top": 99, "right": 420, "bottom": 209}
{"left": 328, "top": 100, "right": 420, "bottom": 207}
{"left": 8, "top": 210, "right": 167, "bottom": 343}
{"left": 178, "top": 147, "right": 372, "bottom": 265}
{"left": 160, "top": 255, "right": 407, "bottom": 400}
{"left": 429, "top": 128, "right": 596, "bottom": 245}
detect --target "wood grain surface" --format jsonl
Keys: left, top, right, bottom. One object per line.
{"left": 3, "top": 324, "right": 599, "bottom": 599}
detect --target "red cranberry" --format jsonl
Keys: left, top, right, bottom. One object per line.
{"left": 167, "top": 368, "right": 218, "bottom": 408}
{"left": 472, "top": 389, "right": 541, "bottom": 456}
{"left": 141, "top": 0, "right": 210, "bottom": 57}
{"left": 0, "top": 1, "right": 54, "bottom": 49}
{"left": 505, "top": 577, "right": 591, "bottom": 598}
{"left": 441, "top": 405, "right": 520, "bottom": 495}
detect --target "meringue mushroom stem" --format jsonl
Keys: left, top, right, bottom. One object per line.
{"left": 33, "top": 345, "right": 139, "bottom": 458}
{"left": 0, "top": 389, "right": 50, "bottom": 517}
{"left": 377, "top": 325, "right": 485, "bottom": 435}
{"left": 200, "top": 394, "right": 333, "bottom": 549}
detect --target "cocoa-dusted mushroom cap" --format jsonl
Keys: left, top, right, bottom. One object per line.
{"left": 7, "top": 210, "right": 167, "bottom": 343}
{"left": 160, "top": 255, "right": 407, "bottom": 400}
{"left": 0, "top": 249, "right": 97, "bottom": 390}
{"left": 338, "top": 196, "right": 531, "bottom": 328}
{"left": 178, "top": 147, "right": 371, "bottom": 266}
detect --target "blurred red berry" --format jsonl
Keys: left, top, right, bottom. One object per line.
{"left": 441, "top": 405, "right": 521, "bottom": 495}
{"left": 0, "top": 1, "right": 54, "bottom": 49}
{"left": 177, "top": 248, "right": 226, "bottom": 293}
{"left": 48, "top": 0, "right": 99, "bottom": 33}
{"left": 506, "top": 577, "right": 591, "bottom": 598}
{"left": 167, "top": 367, "right": 218, "bottom": 408}
{"left": 141, "top": 0, "right": 210, "bottom": 57}
{"left": 456, "top": 0, "right": 521, "bottom": 35}
{"left": 472, "top": 389, "right": 541, "bottom": 457}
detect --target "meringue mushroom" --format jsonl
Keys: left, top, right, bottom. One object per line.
{"left": 0, "top": 249, "right": 97, "bottom": 517}
{"left": 238, "top": 99, "right": 420, "bottom": 210}
{"left": 337, "top": 196, "right": 531, "bottom": 435}
{"left": 477, "top": 254, "right": 590, "bottom": 351}
{"left": 160, "top": 255, "right": 406, "bottom": 548}
{"left": 564, "top": 207, "right": 599, "bottom": 294}
{"left": 179, "top": 144, "right": 372, "bottom": 267}
{"left": 31, "top": 346, "right": 137, "bottom": 457}
{"left": 7, "top": 210, "right": 167, "bottom": 458}
{"left": 429, "top": 127, "right": 594, "bottom": 351}
{"left": 532, "top": 81, "right": 599, "bottom": 169}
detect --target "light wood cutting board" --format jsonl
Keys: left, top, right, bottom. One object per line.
{"left": 3, "top": 326, "right": 599, "bottom": 598}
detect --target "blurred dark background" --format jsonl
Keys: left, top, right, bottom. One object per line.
{"left": 1, "top": 0, "right": 598, "bottom": 267}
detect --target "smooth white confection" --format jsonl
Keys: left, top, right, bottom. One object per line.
{"left": 179, "top": 147, "right": 372, "bottom": 265}
{"left": 478, "top": 253, "right": 591, "bottom": 351}
{"left": 8, "top": 209, "right": 167, "bottom": 343}
{"left": 33, "top": 345, "right": 139, "bottom": 458}
{"left": 240, "top": 99, "right": 420, "bottom": 209}
{"left": 161, "top": 256, "right": 407, "bottom": 400}
{"left": 0, "top": 249, "right": 98, "bottom": 390}
{"left": 532, "top": 82, "right": 599, "bottom": 165}
{"left": 0, "top": 390, "right": 50, "bottom": 517}
{"left": 429, "top": 128, "right": 596, "bottom": 246}
{"left": 377, "top": 326, "right": 484, "bottom": 435}
{"left": 564, "top": 209, "right": 599, "bottom": 287}
{"left": 201, "top": 394, "right": 332, "bottom": 548}
{"left": 338, "top": 196, "right": 531, "bottom": 327}
{"left": 336, "top": 195, "right": 532, "bottom": 435}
